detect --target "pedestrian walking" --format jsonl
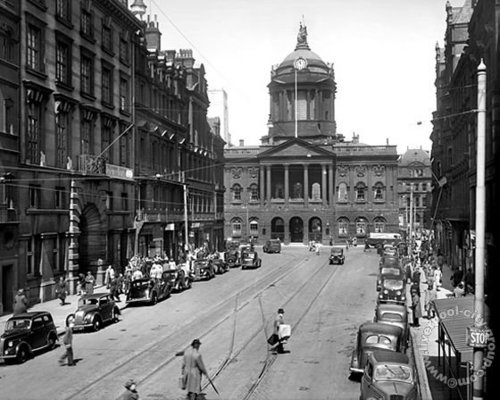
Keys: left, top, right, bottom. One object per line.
{"left": 424, "top": 283, "right": 436, "bottom": 319}
{"left": 104, "top": 265, "right": 115, "bottom": 288}
{"left": 119, "top": 379, "right": 139, "bottom": 400}
{"left": 77, "top": 273, "right": 85, "bottom": 295}
{"left": 13, "top": 288, "right": 28, "bottom": 315}
{"left": 55, "top": 276, "right": 68, "bottom": 305}
{"left": 181, "top": 339, "right": 208, "bottom": 400}
{"left": 84, "top": 271, "right": 95, "bottom": 295}
{"left": 411, "top": 288, "right": 422, "bottom": 327}
{"left": 109, "top": 276, "right": 121, "bottom": 302}
{"left": 272, "top": 308, "right": 286, "bottom": 354}
{"left": 315, "top": 242, "right": 320, "bottom": 256}
{"left": 433, "top": 267, "right": 443, "bottom": 291}
{"left": 59, "top": 316, "right": 75, "bottom": 366}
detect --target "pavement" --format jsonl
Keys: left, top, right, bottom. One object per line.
{"left": 0, "top": 285, "right": 127, "bottom": 337}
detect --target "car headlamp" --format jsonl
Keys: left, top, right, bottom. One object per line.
{"left": 7, "top": 341, "right": 13, "bottom": 348}
{"left": 383, "top": 289, "right": 389, "bottom": 294}
{"left": 396, "top": 290, "right": 402, "bottom": 296}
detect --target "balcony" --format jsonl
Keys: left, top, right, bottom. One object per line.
{"left": 78, "top": 154, "right": 106, "bottom": 175}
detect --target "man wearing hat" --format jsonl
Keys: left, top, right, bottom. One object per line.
{"left": 120, "top": 379, "right": 139, "bottom": 400}
{"left": 181, "top": 339, "right": 208, "bottom": 400}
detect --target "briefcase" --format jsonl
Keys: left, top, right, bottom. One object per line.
{"left": 267, "top": 333, "right": 279, "bottom": 346}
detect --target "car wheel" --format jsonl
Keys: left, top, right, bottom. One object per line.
{"left": 47, "top": 332, "right": 57, "bottom": 350}
{"left": 92, "top": 316, "right": 102, "bottom": 331}
{"left": 66, "top": 313, "right": 75, "bottom": 328}
{"left": 17, "top": 345, "right": 30, "bottom": 364}
{"left": 112, "top": 308, "right": 120, "bottom": 323}
{"left": 184, "top": 277, "right": 192, "bottom": 289}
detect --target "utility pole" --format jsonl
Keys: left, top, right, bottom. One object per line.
{"left": 470, "top": 60, "right": 488, "bottom": 400}
{"left": 409, "top": 183, "right": 414, "bottom": 250}
{"left": 182, "top": 171, "right": 189, "bottom": 253}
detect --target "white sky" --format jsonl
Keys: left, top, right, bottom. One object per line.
{"left": 145, "top": 0, "right": 465, "bottom": 153}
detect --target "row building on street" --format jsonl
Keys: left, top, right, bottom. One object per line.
{"left": 224, "top": 25, "right": 400, "bottom": 245}
{"left": 0, "top": 0, "right": 224, "bottom": 313}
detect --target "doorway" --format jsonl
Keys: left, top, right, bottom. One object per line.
{"left": 1, "top": 264, "right": 14, "bottom": 314}
{"left": 289, "top": 217, "right": 304, "bottom": 243}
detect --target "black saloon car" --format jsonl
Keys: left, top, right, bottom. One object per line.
{"left": 126, "top": 273, "right": 173, "bottom": 305}
{"left": 0, "top": 311, "right": 58, "bottom": 364}
{"left": 329, "top": 247, "right": 345, "bottom": 265}
{"left": 192, "top": 259, "right": 215, "bottom": 281}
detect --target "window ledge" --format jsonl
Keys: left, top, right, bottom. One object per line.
{"left": 55, "top": 16, "right": 73, "bottom": 30}
{"left": 119, "top": 108, "right": 131, "bottom": 117}
{"left": 81, "top": 92, "right": 96, "bottom": 102}
{"left": 25, "top": 66, "right": 47, "bottom": 80}
{"left": 102, "top": 101, "right": 115, "bottom": 111}
{"left": 55, "top": 81, "right": 74, "bottom": 92}
{"left": 80, "top": 32, "right": 96, "bottom": 44}
{"left": 102, "top": 47, "right": 115, "bottom": 57}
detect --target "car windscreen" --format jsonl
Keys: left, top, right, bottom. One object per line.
{"left": 374, "top": 364, "right": 412, "bottom": 383}
{"left": 365, "top": 335, "right": 392, "bottom": 345}
{"left": 383, "top": 279, "right": 404, "bottom": 290}
{"left": 245, "top": 253, "right": 255, "bottom": 259}
{"left": 5, "top": 319, "right": 31, "bottom": 331}
{"left": 380, "top": 312, "right": 403, "bottom": 322}
{"left": 381, "top": 267, "right": 401, "bottom": 276}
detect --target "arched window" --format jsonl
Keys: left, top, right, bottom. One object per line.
{"left": 231, "top": 218, "right": 242, "bottom": 237}
{"left": 373, "top": 182, "right": 385, "bottom": 201}
{"left": 355, "top": 182, "right": 366, "bottom": 202}
{"left": 249, "top": 183, "right": 259, "bottom": 201}
{"left": 355, "top": 217, "right": 368, "bottom": 236}
{"left": 249, "top": 219, "right": 259, "bottom": 236}
{"left": 337, "top": 217, "right": 349, "bottom": 237}
{"left": 232, "top": 184, "right": 242, "bottom": 201}
{"left": 337, "top": 182, "right": 348, "bottom": 202}
{"left": 374, "top": 217, "right": 386, "bottom": 233}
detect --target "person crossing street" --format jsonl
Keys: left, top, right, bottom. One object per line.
{"left": 181, "top": 339, "right": 208, "bottom": 400}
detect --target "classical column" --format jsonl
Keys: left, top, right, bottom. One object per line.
{"left": 260, "top": 166, "right": 265, "bottom": 207}
{"left": 328, "top": 164, "right": 334, "bottom": 207}
{"left": 266, "top": 165, "right": 271, "bottom": 203}
{"left": 321, "top": 164, "right": 327, "bottom": 207}
{"left": 304, "top": 165, "right": 309, "bottom": 207}
{"left": 284, "top": 164, "right": 289, "bottom": 206}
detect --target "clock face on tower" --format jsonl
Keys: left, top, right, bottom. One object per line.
{"left": 294, "top": 57, "right": 307, "bottom": 70}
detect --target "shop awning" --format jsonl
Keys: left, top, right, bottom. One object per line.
{"left": 433, "top": 296, "right": 489, "bottom": 363}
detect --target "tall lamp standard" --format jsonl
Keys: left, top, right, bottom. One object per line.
{"left": 294, "top": 57, "right": 307, "bottom": 138}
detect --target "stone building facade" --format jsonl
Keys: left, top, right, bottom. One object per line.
{"left": 397, "top": 148, "right": 432, "bottom": 239}
{"left": 224, "top": 25, "right": 399, "bottom": 245}
{"left": 0, "top": 0, "right": 224, "bottom": 312}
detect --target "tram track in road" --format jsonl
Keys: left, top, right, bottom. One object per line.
{"left": 61, "top": 252, "right": 311, "bottom": 400}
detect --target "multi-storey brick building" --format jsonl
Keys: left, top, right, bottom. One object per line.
{"left": 397, "top": 148, "right": 432, "bottom": 239}
{"left": 224, "top": 25, "right": 399, "bottom": 245}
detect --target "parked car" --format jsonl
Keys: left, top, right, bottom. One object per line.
{"left": 329, "top": 247, "right": 345, "bottom": 265}
{"left": 263, "top": 239, "right": 281, "bottom": 253}
{"left": 164, "top": 263, "right": 192, "bottom": 292}
{"left": 349, "top": 322, "right": 404, "bottom": 375}
{"left": 211, "top": 256, "right": 229, "bottom": 274}
{"left": 0, "top": 311, "right": 58, "bottom": 364}
{"left": 241, "top": 250, "right": 262, "bottom": 269}
{"left": 379, "top": 255, "right": 400, "bottom": 267}
{"left": 374, "top": 303, "right": 409, "bottom": 350}
{"left": 382, "top": 245, "right": 398, "bottom": 257}
{"left": 127, "top": 273, "right": 173, "bottom": 305}
{"left": 225, "top": 249, "right": 240, "bottom": 268}
{"left": 192, "top": 259, "right": 215, "bottom": 281}
{"left": 68, "top": 293, "right": 120, "bottom": 332}
{"left": 360, "top": 350, "right": 417, "bottom": 400}
{"left": 376, "top": 264, "right": 405, "bottom": 291}
{"left": 377, "top": 274, "right": 406, "bottom": 305}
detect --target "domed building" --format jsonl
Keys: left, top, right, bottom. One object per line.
{"left": 224, "top": 24, "right": 399, "bottom": 244}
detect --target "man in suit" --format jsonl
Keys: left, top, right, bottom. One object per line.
{"left": 181, "top": 339, "right": 208, "bottom": 400}
{"left": 273, "top": 308, "right": 286, "bottom": 353}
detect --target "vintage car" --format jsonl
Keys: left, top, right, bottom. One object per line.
{"left": 374, "top": 303, "right": 409, "bottom": 350}
{"left": 349, "top": 322, "right": 404, "bottom": 375}
{"left": 68, "top": 293, "right": 120, "bottom": 331}
{"left": 192, "top": 259, "right": 215, "bottom": 281}
{"left": 263, "top": 239, "right": 281, "bottom": 253}
{"left": 241, "top": 250, "right": 262, "bottom": 269}
{"left": 225, "top": 249, "right": 240, "bottom": 268}
{"left": 382, "top": 245, "right": 398, "bottom": 257}
{"left": 127, "top": 272, "right": 174, "bottom": 305}
{"left": 329, "top": 247, "right": 345, "bottom": 265}
{"left": 0, "top": 311, "right": 58, "bottom": 364}
{"left": 377, "top": 274, "right": 406, "bottom": 305}
{"left": 211, "top": 255, "right": 229, "bottom": 274}
{"left": 164, "top": 263, "right": 192, "bottom": 292}
{"left": 379, "top": 255, "right": 400, "bottom": 268}
{"left": 360, "top": 350, "right": 417, "bottom": 400}
{"left": 376, "top": 264, "right": 405, "bottom": 291}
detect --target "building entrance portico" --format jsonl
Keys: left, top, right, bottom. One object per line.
{"left": 309, "top": 217, "right": 322, "bottom": 242}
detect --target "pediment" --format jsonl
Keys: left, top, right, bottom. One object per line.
{"left": 259, "top": 138, "right": 334, "bottom": 159}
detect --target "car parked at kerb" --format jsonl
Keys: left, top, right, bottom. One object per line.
{"left": 360, "top": 350, "right": 417, "bottom": 400}
{"left": 127, "top": 273, "right": 174, "bottom": 305}
{"left": 67, "top": 293, "right": 120, "bottom": 332}
{"left": 374, "top": 302, "right": 409, "bottom": 350}
{"left": 349, "top": 322, "right": 404, "bottom": 376}
{"left": 0, "top": 311, "right": 58, "bottom": 364}
{"left": 263, "top": 239, "right": 281, "bottom": 253}
{"left": 192, "top": 259, "right": 215, "bottom": 281}
{"left": 377, "top": 274, "right": 406, "bottom": 305}
{"left": 164, "top": 263, "right": 192, "bottom": 292}
{"left": 241, "top": 250, "right": 262, "bottom": 269}
{"left": 376, "top": 264, "right": 405, "bottom": 291}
